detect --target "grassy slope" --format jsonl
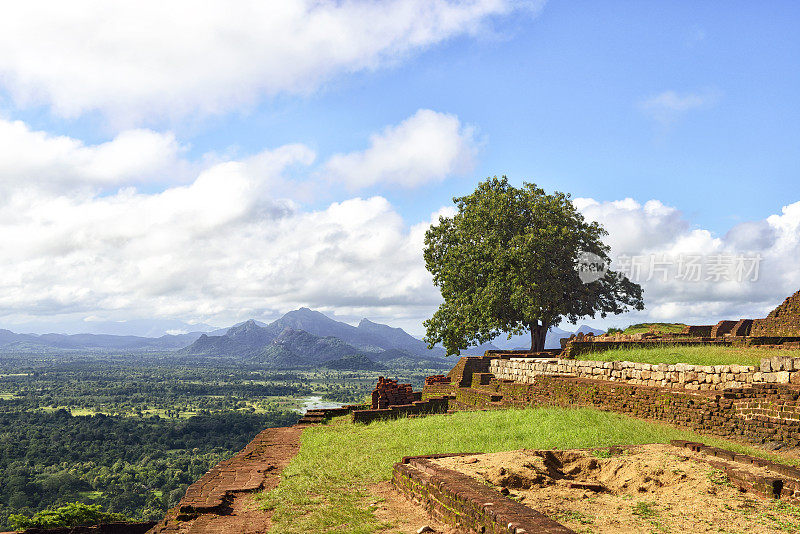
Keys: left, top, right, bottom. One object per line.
{"left": 621, "top": 323, "right": 688, "bottom": 335}
{"left": 258, "top": 407, "right": 790, "bottom": 534}
{"left": 580, "top": 345, "right": 789, "bottom": 367}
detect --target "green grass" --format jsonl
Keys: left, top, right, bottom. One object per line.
{"left": 621, "top": 323, "right": 688, "bottom": 335}
{"left": 257, "top": 407, "right": 789, "bottom": 534}
{"left": 580, "top": 345, "right": 786, "bottom": 367}
{"left": 632, "top": 501, "right": 659, "bottom": 518}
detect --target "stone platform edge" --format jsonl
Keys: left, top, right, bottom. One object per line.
{"left": 670, "top": 439, "right": 800, "bottom": 500}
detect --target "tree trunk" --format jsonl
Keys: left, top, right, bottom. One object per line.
{"left": 529, "top": 322, "right": 547, "bottom": 352}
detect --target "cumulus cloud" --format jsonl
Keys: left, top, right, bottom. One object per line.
{"left": 637, "top": 90, "right": 718, "bottom": 125}
{"left": 2, "top": 112, "right": 797, "bottom": 335}
{"left": 0, "top": 183, "right": 441, "bottom": 326}
{"left": 0, "top": 117, "right": 447, "bottom": 329}
{"left": 0, "top": 0, "right": 537, "bottom": 123}
{"left": 0, "top": 119, "right": 190, "bottom": 192}
{"left": 324, "top": 109, "right": 478, "bottom": 188}
{"left": 576, "top": 197, "right": 800, "bottom": 326}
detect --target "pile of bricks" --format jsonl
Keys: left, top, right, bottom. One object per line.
{"left": 424, "top": 375, "right": 451, "bottom": 386}
{"left": 371, "top": 376, "right": 415, "bottom": 409}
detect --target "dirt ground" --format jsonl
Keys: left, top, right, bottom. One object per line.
{"left": 370, "top": 481, "right": 462, "bottom": 534}
{"left": 432, "top": 444, "right": 800, "bottom": 534}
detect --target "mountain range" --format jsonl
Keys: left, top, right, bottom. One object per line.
{"left": 0, "top": 329, "right": 203, "bottom": 353}
{"left": 0, "top": 308, "right": 604, "bottom": 368}
{"left": 179, "top": 308, "right": 451, "bottom": 368}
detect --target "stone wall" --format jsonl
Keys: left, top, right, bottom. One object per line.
{"left": 752, "top": 289, "right": 800, "bottom": 337}
{"left": 489, "top": 356, "right": 800, "bottom": 391}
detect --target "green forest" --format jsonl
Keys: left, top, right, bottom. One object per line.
{"left": 0, "top": 353, "right": 437, "bottom": 529}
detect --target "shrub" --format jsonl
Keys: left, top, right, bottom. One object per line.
{"left": 8, "top": 502, "right": 126, "bottom": 530}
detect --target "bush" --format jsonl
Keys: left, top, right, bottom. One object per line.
{"left": 8, "top": 502, "right": 126, "bottom": 530}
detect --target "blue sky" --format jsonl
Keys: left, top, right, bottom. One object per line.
{"left": 0, "top": 1, "right": 798, "bottom": 336}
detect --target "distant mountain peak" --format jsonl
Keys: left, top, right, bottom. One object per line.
{"left": 288, "top": 307, "right": 324, "bottom": 316}
{"left": 176, "top": 307, "right": 447, "bottom": 366}
{"left": 227, "top": 319, "right": 262, "bottom": 334}
{"left": 357, "top": 317, "right": 401, "bottom": 331}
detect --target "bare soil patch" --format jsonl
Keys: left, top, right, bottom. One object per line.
{"left": 432, "top": 444, "right": 800, "bottom": 533}
{"left": 370, "top": 481, "right": 461, "bottom": 534}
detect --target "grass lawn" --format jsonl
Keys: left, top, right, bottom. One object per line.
{"left": 257, "top": 407, "right": 789, "bottom": 534}
{"left": 581, "top": 345, "right": 786, "bottom": 367}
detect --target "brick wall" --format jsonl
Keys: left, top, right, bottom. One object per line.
{"left": 732, "top": 319, "right": 754, "bottom": 337}
{"left": 393, "top": 455, "right": 573, "bottom": 534}
{"left": 424, "top": 353, "right": 800, "bottom": 446}
{"left": 684, "top": 325, "right": 714, "bottom": 337}
{"left": 351, "top": 396, "right": 449, "bottom": 424}
{"left": 711, "top": 320, "right": 738, "bottom": 338}
{"left": 475, "top": 375, "right": 800, "bottom": 446}
{"left": 752, "top": 290, "right": 800, "bottom": 337}
{"left": 446, "top": 356, "right": 492, "bottom": 386}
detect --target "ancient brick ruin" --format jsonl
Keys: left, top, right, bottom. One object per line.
{"left": 752, "top": 289, "right": 800, "bottom": 337}
{"left": 557, "top": 289, "right": 800, "bottom": 358}
{"left": 424, "top": 374, "right": 451, "bottom": 386}
{"left": 394, "top": 441, "right": 800, "bottom": 534}
{"left": 419, "top": 348, "right": 800, "bottom": 448}
{"left": 371, "top": 376, "right": 415, "bottom": 409}
{"left": 561, "top": 291, "right": 800, "bottom": 358}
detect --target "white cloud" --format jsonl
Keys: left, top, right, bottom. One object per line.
{"left": 0, "top": 181, "right": 441, "bottom": 326}
{"left": 2, "top": 113, "right": 797, "bottom": 336}
{"left": 637, "top": 90, "right": 718, "bottom": 125}
{"left": 0, "top": 118, "right": 445, "bottom": 328}
{"left": 0, "top": 1, "right": 537, "bottom": 123}
{"left": 0, "top": 119, "right": 191, "bottom": 193}
{"left": 577, "top": 197, "right": 800, "bottom": 326}
{"left": 324, "top": 109, "right": 478, "bottom": 189}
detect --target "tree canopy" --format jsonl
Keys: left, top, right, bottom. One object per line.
{"left": 423, "top": 176, "right": 644, "bottom": 354}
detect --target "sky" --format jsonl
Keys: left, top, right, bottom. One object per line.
{"left": 0, "top": 0, "right": 798, "bottom": 337}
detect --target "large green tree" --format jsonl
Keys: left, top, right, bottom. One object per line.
{"left": 423, "top": 176, "right": 644, "bottom": 354}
